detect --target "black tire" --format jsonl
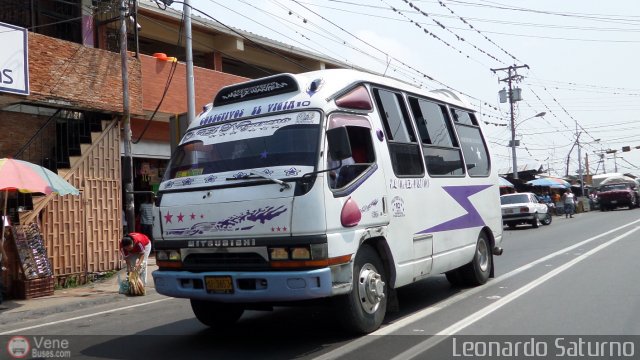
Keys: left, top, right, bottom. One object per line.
{"left": 630, "top": 197, "right": 637, "bottom": 209}
{"left": 531, "top": 214, "right": 540, "bottom": 228}
{"left": 459, "top": 232, "right": 492, "bottom": 286}
{"left": 334, "top": 245, "right": 387, "bottom": 334}
{"left": 541, "top": 213, "right": 552, "bottom": 226}
{"left": 190, "top": 299, "right": 244, "bottom": 328}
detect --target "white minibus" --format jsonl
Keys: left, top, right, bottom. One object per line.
{"left": 152, "top": 69, "right": 503, "bottom": 333}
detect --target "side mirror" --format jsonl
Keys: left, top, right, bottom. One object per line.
{"left": 326, "top": 127, "right": 352, "bottom": 161}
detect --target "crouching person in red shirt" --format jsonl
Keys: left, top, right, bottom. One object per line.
{"left": 120, "top": 232, "right": 152, "bottom": 286}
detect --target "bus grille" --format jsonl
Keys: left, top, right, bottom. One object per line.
{"left": 182, "top": 252, "right": 268, "bottom": 270}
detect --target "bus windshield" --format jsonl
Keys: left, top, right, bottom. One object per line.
{"left": 163, "top": 112, "right": 321, "bottom": 182}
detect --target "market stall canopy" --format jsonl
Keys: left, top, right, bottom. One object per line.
{"left": 599, "top": 175, "right": 636, "bottom": 186}
{"left": 499, "top": 177, "right": 514, "bottom": 188}
{"left": 0, "top": 158, "right": 80, "bottom": 245}
{"left": 526, "top": 177, "right": 571, "bottom": 189}
{"left": 0, "top": 158, "right": 80, "bottom": 195}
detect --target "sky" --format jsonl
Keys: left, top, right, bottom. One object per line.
{"left": 163, "top": 0, "right": 640, "bottom": 178}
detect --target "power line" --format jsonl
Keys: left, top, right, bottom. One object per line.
{"left": 443, "top": 0, "right": 640, "bottom": 25}
{"left": 391, "top": 0, "right": 505, "bottom": 65}
{"left": 435, "top": 0, "right": 519, "bottom": 62}
{"left": 288, "top": 0, "right": 485, "bottom": 98}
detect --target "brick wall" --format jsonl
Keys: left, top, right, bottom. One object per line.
{"left": 131, "top": 118, "right": 169, "bottom": 142}
{"left": 141, "top": 54, "right": 247, "bottom": 115}
{"left": 0, "top": 111, "right": 49, "bottom": 157}
{"left": 26, "top": 33, "right": 143, "bottom": 115}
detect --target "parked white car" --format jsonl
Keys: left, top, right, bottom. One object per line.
{"left": 500, "top": 192, "right": 552, "bottom": 229}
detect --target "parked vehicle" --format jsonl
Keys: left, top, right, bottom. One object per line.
{"left": 151, "top": 69, "right": 503, "bottom": 334}
{"left": 591, "top": 173, "right": 627, "bottom": 189}
{"left": 501, "top": 192, "right": 552, "bottom": 229}
{"left": 598, "top": 183, "right": 639, "bottom": 210}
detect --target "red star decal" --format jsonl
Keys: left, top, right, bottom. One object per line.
{"left": 177, "top": 213, "right": 185, "bottom": 222}
{"left": 277, "top": 226, "right": 281, "bottom": 232}
{"left": 271, "top": 227, "right": 275, "bottom": 232}
{"left": 190, "top": 213, "right": 196, "bottom": 220}
{"left": 283, "top": 226, "right": 287, "bottom": 231}
{"left": 164, "top": 212, "right": 173, "bottom": 224}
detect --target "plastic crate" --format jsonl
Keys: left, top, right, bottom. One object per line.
{"left": 13, "top": 277, "right": 55, "bottom": 299}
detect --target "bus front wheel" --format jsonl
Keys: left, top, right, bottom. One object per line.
{"left": 335, "top": 245, "right": 388, "bottom": 334}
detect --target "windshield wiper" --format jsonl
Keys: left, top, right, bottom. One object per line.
{"left": 226, "top": 170, "right": 291, "bottom": 191}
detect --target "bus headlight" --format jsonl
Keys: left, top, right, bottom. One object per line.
{"left": 156, "top": 250, "right": 180, "bottom": 261}
{"left": 290, "top": 247, "right": 311, "bottom": 260}
{"left": 270, "top": 247, "right": 289, "bottom": 260}
{"left": 168, "top": 250, "right": 181, "bottom": 261}
{"left": 156, "top": 250, "right": 168, "bottom": 260}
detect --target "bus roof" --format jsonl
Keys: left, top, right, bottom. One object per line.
{"left": 213, "top": 69, "right": 475, "bottom": 111}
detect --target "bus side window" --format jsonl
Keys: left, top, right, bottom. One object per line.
{"left": 408, "top": 97, "right": 465, "bottom": 176}
{"left": 372, "top": 88, "right": 424, "bottom": 177}
{"left": 452, "top": 109, "right": 490, "bottom": 176}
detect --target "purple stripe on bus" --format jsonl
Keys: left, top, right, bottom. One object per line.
{"left": 417, "top": 185, "right": 492, "bottom": 234}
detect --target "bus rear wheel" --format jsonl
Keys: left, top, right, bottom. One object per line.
{"left": 190, "top": 299, "right": 244, "bottom": 328}
{"left": 335, "top": 245, "right": 387, "bottom": 334}
{"left": 459, "top": 232, "right": 492, "bottom": 286}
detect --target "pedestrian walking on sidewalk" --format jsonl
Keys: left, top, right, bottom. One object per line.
{"left": 120, "top": 233, "right": 152, "bottom": 286}
{"left": 139, "top": 195, "right": 154, "bottom": 246}
{"left": 562, "top": 189, "right": 576, "bottom": 218}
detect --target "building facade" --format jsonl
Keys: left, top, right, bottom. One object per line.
{"left": 0, "top": 0, "right": 347, "bottom": 295}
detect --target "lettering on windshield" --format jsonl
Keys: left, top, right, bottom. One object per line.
{"left": 194, "top": 117, "right": 292, "bottom": 140}
{"left": 199, "top": 100, "right": 311, "bottom": 126}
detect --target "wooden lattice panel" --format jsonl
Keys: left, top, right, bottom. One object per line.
{"left": 41, "top": 119, "right": 122, "bottom": 277}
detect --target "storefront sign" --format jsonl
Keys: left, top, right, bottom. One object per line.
{"left": 0, "top": 21, "right": 29, "bottom": 95}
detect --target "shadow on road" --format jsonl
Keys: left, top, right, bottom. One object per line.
{"left": 78, "top": 276, "right": 469, "bottom": 359}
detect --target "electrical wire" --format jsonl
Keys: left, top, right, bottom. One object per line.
{"left": 132, "top": 7, "right": 184, "bottom": 143}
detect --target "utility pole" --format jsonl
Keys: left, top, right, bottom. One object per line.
{"left": 577, "top": 132, "right": 584, "bottom": 197}
{"left": 492, "top": 64, "right": 529, "bottom": 180}
{"left": 184, "top": 0, "right": 196, "bottom": 124}
{"left": 120, "top": 0, "right": 135, "bottom": 233}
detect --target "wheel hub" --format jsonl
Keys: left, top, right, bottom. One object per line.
{"left": 477, "top": 239, "right": 489, "bottom": 272}
{"left": 358, "top": 264, "right": 385, "bottom": 314}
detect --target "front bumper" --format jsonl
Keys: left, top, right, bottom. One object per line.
{"left": 600, "top": 199, "right": 632, "bottom": 207}
{"left": 152, "top": 268, "right": 334, "bottom": 302}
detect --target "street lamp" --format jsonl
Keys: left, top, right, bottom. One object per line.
{"left": 511, "top": 111, "right": 546, "bottom": 179}
{"left": 516, "top": 111, "right": 546, "bottom": 129}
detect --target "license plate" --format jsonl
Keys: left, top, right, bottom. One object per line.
{"left": 205, "top": 276, "right": 234, "bottom": 294}
{"left": 504, "top": 209, "right": 513, "bottom": 214}
{"left": 611, "top": 200, "right": 617, "bottom": 204}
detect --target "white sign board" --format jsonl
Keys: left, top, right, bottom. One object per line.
{"left": 0, "top": 22, "right": 29, "bottom": 95}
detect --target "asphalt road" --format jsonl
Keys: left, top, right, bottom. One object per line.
{"left": 2, "top": 208, "right": 640, "bottom": 360}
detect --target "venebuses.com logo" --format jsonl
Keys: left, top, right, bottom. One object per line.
{"left": 6, "top": 336, "right": 30, "bottom": 359}
{"left": 5, "top": 335, "right": 72, "bottom": 359}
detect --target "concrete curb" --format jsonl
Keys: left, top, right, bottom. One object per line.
{"left": 0, "top": 262, "right": 159, "bottom": 326}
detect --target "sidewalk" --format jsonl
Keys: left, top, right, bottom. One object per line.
{"left": 0, "top": 258, "right": 159, "bottom": 325}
